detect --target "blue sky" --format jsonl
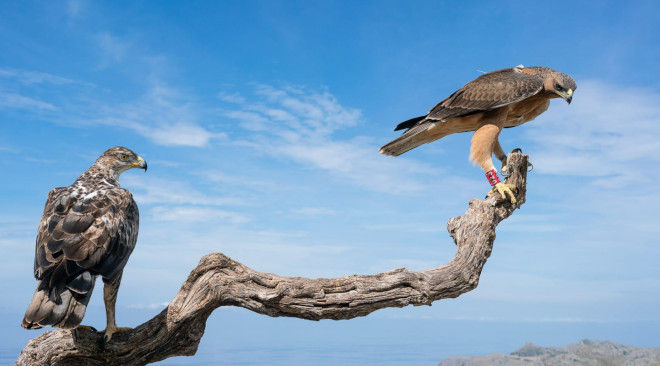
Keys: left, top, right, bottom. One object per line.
{"left": 2, "top": 1, "right": 660, "bottom": 364}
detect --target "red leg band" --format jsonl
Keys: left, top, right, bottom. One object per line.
{"left": 485, "top": 169, "right": 501, "bottom": 186}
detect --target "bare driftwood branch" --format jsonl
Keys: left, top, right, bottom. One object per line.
{"left": 16, "top": 153, "right": 529, "bottom": 366}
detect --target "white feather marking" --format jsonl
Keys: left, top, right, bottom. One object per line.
{"left": 84, "top": 191, "right": 99, "bottom": 200}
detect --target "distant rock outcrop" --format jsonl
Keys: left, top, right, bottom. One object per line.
{"left": 438, "top": 339, "right": 660, "bottom": 366}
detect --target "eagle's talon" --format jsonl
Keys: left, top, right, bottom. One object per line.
{"left": 527, "top": 161, "right": 533, "bottom": 172}
{"left": 102, "top": 326, "right": 131, "bottom": 344}
{"left": 511, "top": 148, "right": 522, "bottom": 154}
{"left": 488, "top": 183, "right": 517, "bottom": 203}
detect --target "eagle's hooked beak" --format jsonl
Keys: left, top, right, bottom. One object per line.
{"left": 562, "top": 88, "right": 573, "bottom": 104}
{"left": 134, "top": 156, "right": 148, "bottom": 172}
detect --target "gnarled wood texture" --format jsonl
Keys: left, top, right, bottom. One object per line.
{"left": 16, "top": 153, "right": 529, "bottom": 366}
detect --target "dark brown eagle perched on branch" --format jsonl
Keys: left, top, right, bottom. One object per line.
{"left": 380, "top": 65, "right": 576, "bottom": 203}
{"left": 22, "top": 146, "right": 147, "bottom": 343}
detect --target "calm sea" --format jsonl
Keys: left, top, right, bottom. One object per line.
{"left": 5, "top": 312, "right": 660, "bottom": 365}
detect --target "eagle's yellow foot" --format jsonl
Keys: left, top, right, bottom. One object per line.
{"left": 488, "top": 182, "right": 518, "bottom": 203}
{"left": 102, "top": 326, "right": 132, "bottom": 343}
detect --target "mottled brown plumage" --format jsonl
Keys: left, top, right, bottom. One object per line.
{"left": 22, "top": 146, "right": 147, "bottom": 342}
{"left": 380, "top": 66, "right": 576, "bottom": 202}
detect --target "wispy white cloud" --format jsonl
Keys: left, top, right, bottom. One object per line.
{"left": 0, "top": 145, "right": 18, "bottom": 153}
{"left": 221, "top": 85, "right": 446, "bottom": 194}
{"left": 143, "top": 122, "right": 223, "bottom": 147}
{"left": 0, "top": 67, "right": 78, "bottom": 85}
{"left": 223, "top": 110, "right": 270, "bottom": 131}
{"left": 518, "top": 80, "right": 660, "bottom": 244}
{"left": 84, "top": 82, "right": 226, "bottom": 147}
{"left": 218, "top": 91, "right": 246, "bottom": 104}
{"left": 96, "top": 32, "right": 129, "bottom": 69}
{"left": 252, "top": 84, "right": 361, "bottom": 136}
{"left": 526, "top": 79, "right": 660, "bottom": 184}
{"left": 196, "top": 170, "right": 276, "bottom": 191}
{"left": 1, "top": 31, "right": 222, "bottom": 148}
{"left": 150, "top": 206, "right": 250, "bottom": 224}
{"left": 0, "top": 90, "right": 57, "bottom": 111}
{"left": 0, "top": 67, "right": 90, "bottom": 113}
{"left": 122, "top": 175, "right": 246, "bottom": 206}
{"left": 2, "top": 68, "right": 224, "bottom": 147}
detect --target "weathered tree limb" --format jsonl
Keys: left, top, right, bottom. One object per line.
{"left": 16, "top": 153, "right": 529, "bottom": 366}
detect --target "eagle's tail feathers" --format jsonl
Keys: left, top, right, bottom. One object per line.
{"left": 394, "top": 115, "right": 426, "bottom": 131}
{"left": 21, "top": 287, "right": 52, "bottom": 329}
{"left": 61, "top": 291, "right": 91, "bottom": 328}
{"left": 22, "top": 275, "right": 96, "bottom": 329}
{"left": 379, "top": 122, "right": 434, "bottom": 156}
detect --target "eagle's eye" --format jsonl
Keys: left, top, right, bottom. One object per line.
{"left": 119, "top": 154, "right": 129, "bottom": 161}
{"left": 555, "top": 82, "right": 563, "bottom": 91}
